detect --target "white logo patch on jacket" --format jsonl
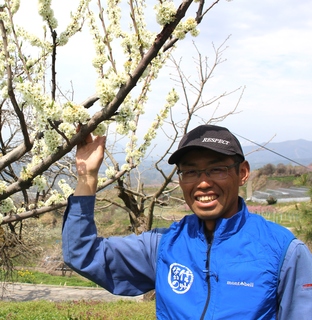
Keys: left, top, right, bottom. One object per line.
{"left": 168, "top": 263, "right": 194, "bottom": 294}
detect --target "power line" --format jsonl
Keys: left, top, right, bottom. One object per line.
{"left": 234, "top": 133, "right": 312, "bottom": 171}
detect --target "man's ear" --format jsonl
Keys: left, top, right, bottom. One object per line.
{"left": 239, "top": 160, "right": 250, "bottom": 186}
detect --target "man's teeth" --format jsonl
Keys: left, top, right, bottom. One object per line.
{"left": 197, "top": 195, "right": 217, "bottom": 202}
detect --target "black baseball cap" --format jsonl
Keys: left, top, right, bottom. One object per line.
{"left": 168, "top": 125, "right": 245, "bottom": 165}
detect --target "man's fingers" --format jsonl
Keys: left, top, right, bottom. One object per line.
{"left": 95, "top": 135, "right": 106, "bottom": 148}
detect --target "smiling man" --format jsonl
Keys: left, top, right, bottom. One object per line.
{"left": 62, "top": 124, "right": 312, "bottom": 319}
{"left": 175, "top": 149, "right": 248, "bottom": 233}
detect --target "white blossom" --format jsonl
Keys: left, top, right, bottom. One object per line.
{"left": 45, "top": 190, "right": 65, "bottom": 206}
{"left": 58, "top": 179, "right": 74, "bottom": 198}
{"left": 105, "top": 166, "right": 116, "bottom": 179}
{"left": 16, "top": 207, "right": 26, "bottom": 214}
{"left": 173, "top": 17, "right": 199, "bottom": 40}
{"left": 62, "top": 103, "right": 90, "bottom": 124}
{"left": 33, "top": 175, "right": 47, "bottom": 192}
{"left": 20, "top": 166, "right": 32, "bottom": 181}
{"left": 0, "top": 198, "right": 16, "bottom": 214}
{"left": 59, "top": 122, "right": 76, "bottom": 140}
{"left": 10, "top": 0, "right": 20, "bottom": 14}
{"left": 0, "top": 181, "right": 7, "bottom": 195}
{"left": 44, "top": 129, "right": 62, "bottom": 153}
{"left": 121, "top": 163, "right": 131, "bottom": 172}
{"left": 96, "top": 78, "right": 116, "bottom": 106}
{"left": 93, "top": 122, "right": 107, "bottom": 137}
{"left": 97, "top": 177, "right": 108, "bottom": 187}
{"left": 154, "top": 2, "right": 176, "bottom": 26}
{"left": 38, "top": 0, "right": 58, "bottom": 29}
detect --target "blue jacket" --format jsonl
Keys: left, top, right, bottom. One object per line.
{"left": 156, "top": 202, "right": 294, "bottom": 319}
{"left": 62, "top": 196, "right": 312, "bottom": 319}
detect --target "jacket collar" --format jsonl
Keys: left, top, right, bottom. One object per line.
{"left": 213, "top": 197, "right": 249, "bottom": 241}
{"left": 196, "top": 197, "right": 249, "bottom": 242}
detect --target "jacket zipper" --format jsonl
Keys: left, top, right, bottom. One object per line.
{"left": 200, "top": 236, "right": 214, "bottom": 320}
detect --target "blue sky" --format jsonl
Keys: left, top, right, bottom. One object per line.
{"left": 15, "top": 0, "right": 312, "bottom": 151}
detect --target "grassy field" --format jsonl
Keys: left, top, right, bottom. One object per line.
{"left": 9, "top": 269, "right": 97, "bottom": 287}
{"left": 0, "top": 270, "right": 156, "bottom": 319}
{"left": 0, "top": 300, "right": 156, "bottom": 319}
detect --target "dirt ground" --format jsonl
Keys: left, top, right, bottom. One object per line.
{"left": 2, "top": 283, "right": 143, "bottom": 302}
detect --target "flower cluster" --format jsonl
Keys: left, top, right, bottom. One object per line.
{"left": 58, "top": 179, "right": 74, "bottom": 198}
{"left": 33, "top": 175, "right": 47, "bottom": 192}
{"left": 115, "top": 102, "right": 136, "bottom": 135}
{"left": 93, "top": 122, "right": 107, "bottom": 137}
{"left": 57, "top": 0, "right": 90, "bottom": 46}
{"left": 97, "top": 177, "right": 108, "bottom": 187}
{"left": 58, "top": 122, "right": 76, "bottom": 140}
{"left": 16, "top": 27, "right": 52, "bottom": 50}
{"left": 61, "top": 102, "right": 90, "bottom": 124}
{"left": 125, "top": 88, "right": 179, "bottom": 165}
{"left": 17, "top": 207, "right": 26, "bottom": 214}
{"left": 96, "top": 78, "right": 116, "bottom": 106}
{"left": 44, "top": 190, "right": 64, "bottom": 206}
{"left": 9, "top": 0, "right": 21, "bottom": 14}
{"left": 106, "top": 0, "right": 122, "bottom": 37}
{"left": 96, "top": 71, "right": 127, "bottom": 106}
{"left": 166, "top": 88, "right": 179, "bottom": 107}
{"left": 30, "top": 139, "right": 51, "bottom": 166}
{"left": 87, "top": 11, "right": 108, "bottom": 74}
{"left": 44, "top": 129, "right": 62, "bottom": 154}
{"left": 92, "top": 55, "right": 108, "bottom": 71}
{"left": 174, "top": 17, "right": 199, "bottom": 40}
{"left": 0, "top": 197, "right": 16, "bottom": 214}
{"left": 38, "top": 0, "right": 58, "bottom": 29}
{"left": 43, "top": 101, "right": 62, "bottom": 122}
{"left": 154, "top": 1, "right": 176, "bottom": 26}
{"left": 16, "top": 82, "right": 62, "bottom": 124}
{"left": 0, "top": 181, "right": 7, "bottom": 195}
{"left": 120, "top": 163, "right": 131, "bottom": 172}
{"left": 125, "top": 148, "right": 144, "bottom": 166}
{"left": 20, "top": 166, "right": 33, "bottom": 181}
{"left": 105, "top": 166, "right": 117, "bottom": 179}
{"left": 17, "top": 269, "right": 35, "bottom": 284}
{"left": 0, "top": 20, "right": 16, "bottom": 70}
{"left": 120, "top": 31, "right": 154, "bottom": 75}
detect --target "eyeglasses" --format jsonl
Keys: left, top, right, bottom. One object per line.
{"left": 177, "top": 162, "right": 240, "bottom": 184}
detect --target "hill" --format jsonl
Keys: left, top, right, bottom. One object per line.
{"left": 102, "top": 139, "right": 312, "bottom": 184}
{"left": 242, "top": 139, "right": 312, "bottom": 170}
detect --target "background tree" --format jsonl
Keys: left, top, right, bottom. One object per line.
{"left": 293, "top": 173, "right": 312, "bottom": 249}
{"left": 0, "top": 0, "right": 243, "bottom": 281}
{"left": 0, "top": 0, "right": 237, "bottom": 229}
{"left": 98, "top": 39, "right": 244, "bottom": 233}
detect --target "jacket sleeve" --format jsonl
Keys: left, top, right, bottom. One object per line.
{"left": 277, "top": 239, "right": 312, "bottom": 319}
{"left": 62, "top": 195, "right": 165, "bottom": 296}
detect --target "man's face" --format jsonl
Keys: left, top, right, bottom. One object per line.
{"left": 178, "top": 149, "right": 250, "bottom": 231}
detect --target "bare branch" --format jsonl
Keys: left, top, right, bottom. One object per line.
{"left": 1, "top": 201, "right": 67, "bottom": 224}
{"left": 0, "top": 13, "right": 31, "bottom": 150}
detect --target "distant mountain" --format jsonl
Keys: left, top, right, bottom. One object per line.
{"left": 101, "top": 139, "right": 312, "bottom": 185}
{"left": 243, "top": 139, "right": 312, "bottom": 170}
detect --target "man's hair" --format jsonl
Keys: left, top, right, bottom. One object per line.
{"left": 232, "top": 155, "right": 244, "bottom": 175}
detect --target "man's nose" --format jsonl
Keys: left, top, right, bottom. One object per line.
{"left": 197, "top": 171, "right": 214, "bottom": 186}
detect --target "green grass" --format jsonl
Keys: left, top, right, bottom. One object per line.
{"left": 267, "top": 175, "right": 296, "bottom": 183}
{"left": 0, "top": 269, "right": 156, "bottom": 319}
{"left": 4, "top": 269, "right": 97, "bottom": 287}
{"left": 0, "top": 300, "right": 156, "bottom": 319}
{"left": 260, "top": 211, "right": 299, "bottom": 228}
